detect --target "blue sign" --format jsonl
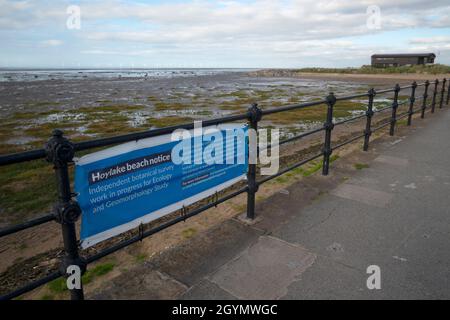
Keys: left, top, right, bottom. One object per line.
{"left": 75, "top": 124, "right": 248, "bottom": 248}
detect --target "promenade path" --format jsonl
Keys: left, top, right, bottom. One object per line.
{"left": 93, "top": 108, "right": 450, "bottom": 300}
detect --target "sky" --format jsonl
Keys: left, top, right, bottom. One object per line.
{"left": 1, "top": 0, "right": 450, "bottom": 68}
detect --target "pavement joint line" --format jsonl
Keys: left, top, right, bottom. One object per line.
{"left": 304, "top": 208, "right": 337, "bottom": 232}
{"left": 374, "top": 155, "right": 409, "bottom": 166}
{"left": 155, "top": 270, "right": 190, "bottom": 291}
{"left": 231, "top": 215, "right": 269, "bottom": 234}
{"left": 210, "top": 279, "right": 246, "bottom": 300}
{"left": 387, "top": 221, "right": 427, "bottom": 257}
{"left": 182, "top": 279, "right": 240, "bottom": 300}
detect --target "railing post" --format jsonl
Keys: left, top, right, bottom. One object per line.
{"left": 363, "top": 88, "right": 376, "bottom": 151}
{"left": 389, "top": 84, "right": 401, "bottom": 136}
{"left": 45, "top": 129, "right": 85, "bottom": 300}
{"left": 447, "top": 77, "right": 450, "bottom": 106}
{"left": 431, "top": 79, "right": 439, "bottom": 113}
{"left": 322, "top": 92, "right": 336, "bottom": 176}
{"left": 407, "top": 81, "right": 417, "bottom": 126}
{"left": 421, "top": 80, "right": 430, "bottom": 118}
{"left": 246, "top": 103, "right": 261, "bottom": 220}
{"left": 439, "top": 78, "right": 446, "bottom": 109}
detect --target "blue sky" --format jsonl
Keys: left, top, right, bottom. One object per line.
{"left": 1, "top": 0, "right": 449, "bottom": 68}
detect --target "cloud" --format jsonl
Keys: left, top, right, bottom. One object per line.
{"left": 72, "top": 0, "right": 450, "bottom": 49}
{"left": 1, "top": 0, "right": 450, "bottom": 67}
{"left": 80, "top": 49, "right": 154, "bottom": 56}
{"left": 40, "top": 39, "right": 63, "bottom": 47}
{"left": 410, "top": 36, "right": 450, "bottom": 45}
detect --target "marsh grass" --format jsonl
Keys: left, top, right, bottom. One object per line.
{"left": 147, "top": 116, "right": 193, "bottom": 128}
{"left": 354, "top": 163, "right": 370, "bottom": 170}
{"left": 264, "top": 100, "right": 365, "bottom": 124}
{"left": 0, "top": 160, "right": 56, "bottom": 223}
{"left": 273, "top": 155, "right": 340, "bottom": 184}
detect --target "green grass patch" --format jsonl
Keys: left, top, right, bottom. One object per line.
{"left": 25, "top": 101, "right": 59, "bottom": 107}
{"left": 264, "top": 99, "right": 365, "bottom": 124}
{"left": 0, "top": 160, "right": 56, "bottom": 222}
{"left": 82, "top": 263, "right": 115, "bottom": 284}
{"left": 48, "top": 278, "right": 68, "bottom": 294}
{"left": 147, "top": 116, "right": 193, "bottom": 128}
{"left": 273, "top": 155, "right": 339, "bottom": 183}
{"left": 153, "top": 101, "right": 186, "bottom": 111}
{"left": 354, "top": 163, "right": 370, "bottom": 170}
{"left": 135, "top": 254, "right": 148, "bottom": 263}
{"left": 181, "top": 228, "right": 197, "bottom": 239}
{"left": 78, "top": 105, "right": 144, "bottom": 113}
{"left": 84, "top": 120, "right": 141, "bottom": 136}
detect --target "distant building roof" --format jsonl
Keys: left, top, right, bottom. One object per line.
{"left": 372, "top": 53, "right": 436, "bottom": 58}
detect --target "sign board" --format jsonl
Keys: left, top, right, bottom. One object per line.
{"left": 75, "top": 124, "right": 248, "bottom": 248}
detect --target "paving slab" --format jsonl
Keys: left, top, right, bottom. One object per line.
{"left": 90, "top": 266, "right": 187, "bottom": 300}
{"left": 208, "top": 236, "right": 316, "bottom": 299}
{"left": 148, "top": 219, "right": 263, "bottom": 286}
{"left": 330, "top": 183, "right": 393, "bottom": 207}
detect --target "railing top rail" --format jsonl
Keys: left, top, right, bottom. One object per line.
{"left": 261, "top": 98, "right": 327, "bottom": 116}
{"left": 376, "top": 88, "right": 396, "bottom": 94}
{"left": 335, "top": 92, "right": 369, "bottom": 101}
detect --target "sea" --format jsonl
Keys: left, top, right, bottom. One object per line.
{"left": 0, "top": 68, "right": 258, "bottom": 82}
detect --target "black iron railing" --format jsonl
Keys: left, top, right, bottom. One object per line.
{"left": 0, "top": 77, "right": 448, "bottom": 300}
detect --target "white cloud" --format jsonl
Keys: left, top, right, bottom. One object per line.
{"left": 40, "top": 39, "right": 63, "bottom": 47}
{"left": 1, "top": 0, "right": 450, "bottom": 67}
{"left": 410, "top": 36, "right": 450, "bottom": 45}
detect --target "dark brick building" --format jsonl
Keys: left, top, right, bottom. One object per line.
{"left": 371, "top": 53, "right": 436, "bottom": 67}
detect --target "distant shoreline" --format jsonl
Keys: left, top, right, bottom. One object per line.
{"left": 248, "top": 70, "right": 450, "bottom": 83}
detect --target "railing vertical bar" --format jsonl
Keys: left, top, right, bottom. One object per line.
{"left": 363, "top": 88, "right": 376, "bottom": 151}
{"left": 439, "top": 78, "right": 446, "bottom": 109}
{"left": 421, "top": 80, "right": 430, "bottom": 118}
{"left": 447, "top": 77, "right": 450, "bottom": 106}
{"left": 45, "top": 130, "right": 86, "bottom": 300}
{"left": 431, "top": 79, "right": 439, "bottom": 113}
{"left": 322, "top": 93, "right": 336, "bottom": 175}
{"left": 407, "top": 81, "right": 417, "bottom": 126}
{"left": 246, "top": 103, "right": 261, "bottom": 220}
{"left": 389, "top": 84, "right": 401, "bottom": 136}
